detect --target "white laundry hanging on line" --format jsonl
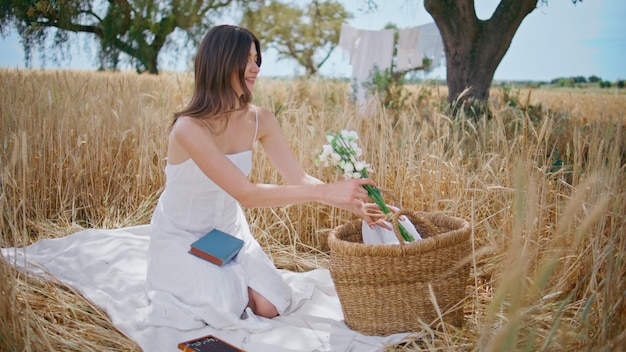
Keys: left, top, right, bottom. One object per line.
{"left": 397, "top": 26, "right": 422, "bottom": 71}
{"left": 338, "top": 23, "right": 395, "bottom": 108}
{"left": 397, "top": 22, "right": 445, "bottom": 72}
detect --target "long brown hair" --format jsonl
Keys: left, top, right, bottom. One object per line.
{"left": 172, "top": 25, "right": 262, "bottom": 130}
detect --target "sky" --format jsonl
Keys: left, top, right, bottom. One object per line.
{"left": 0, "top": 0, "right": 624, "bottom": 82}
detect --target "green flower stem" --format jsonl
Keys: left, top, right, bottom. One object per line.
{"left": 362, "top": 184, "right": 415, "bottom": 242}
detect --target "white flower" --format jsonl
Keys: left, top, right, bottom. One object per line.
{"left": 351, "top": 144, "right": 362, "bottom": 157}
{"left": 340, "top": 130, "right": 358, "bottom": 141}
{"left": 318, "top": 129, "right": 374, "bottom": 182}
{"left": 318, "top": 144, "right": 333, "bottom": 163}
{"left": 341, "top": 161, "right": 354, "bottom": 174}
{"left": 354, "top": 161, "right": 367, "bottom": 172}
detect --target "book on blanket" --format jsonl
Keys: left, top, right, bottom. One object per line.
{"left": 188, "top": 229, "right": 244, "bottom": 266}
{"left": 178, "top": 334, "right": 245, "bottom": 352}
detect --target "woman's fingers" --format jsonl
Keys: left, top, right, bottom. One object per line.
{"left": 360, "top": 202, "right": 384, "bottom": 217}
{"left": 330, "top": 178, "right": 394, "bottom": 231}
{"left": 354, "top": 177, "right": 376, "bottom": 187}
{"left": 350, "top": 178, "right": 374, "bottom": 201}
{"left": 360, "top": 202, "right": 392, "bottom": 230}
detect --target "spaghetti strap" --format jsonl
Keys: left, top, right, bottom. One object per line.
{"left": 252, "top": 105, "right": 259, "bottom": 148}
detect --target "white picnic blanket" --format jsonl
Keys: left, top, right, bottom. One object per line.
{"left": 1, "top": 225, "right": 415, "bottom": 351}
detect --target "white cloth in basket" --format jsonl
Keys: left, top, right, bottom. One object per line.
{"left": 362, "top": 207, "right": 423, "bottom": 245}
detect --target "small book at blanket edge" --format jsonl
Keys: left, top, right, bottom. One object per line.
{"left": 188, "top": 229, "right": 244, "bottom": 266}
{"left": 177, "top": 334, "right": 246, "bottom": 352}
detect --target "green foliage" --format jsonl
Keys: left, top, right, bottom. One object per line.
{"left": 599, "top": 80, "right": 612, "bottom": 88}
{"left": 500, "top": 86, "right": 524, "bottom": 108}
{"left": 546, "top": 75, "right": 625, "bottom": 89}
{"left": 241, "top": 0, "right": 350, "bottom": 76}
{"left": 558, "top": 78, "right": 575, "bottom": 87}
{"left": 498, "top": 85, "right": 547, "bottom": 123}
{"left": 363, "top": 65, "right": 411, "bottom": 113}
{"left": 588, "top": 75, "right": 601, "bottom": 83}
{"left": 0, "top": 0, "right": 239, "bottom": 73}
{"left": 552, "top": 76, "right": 587, "bottom": 85}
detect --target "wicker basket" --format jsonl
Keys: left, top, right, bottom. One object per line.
{"left": 328, "top": 209, "right": 472, "bottom": 335}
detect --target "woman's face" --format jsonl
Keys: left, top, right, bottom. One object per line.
{"left": 233, "top": 42, "right": 260, "bottom": 95}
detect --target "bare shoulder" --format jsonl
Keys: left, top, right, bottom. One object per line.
{"left": 254, "top": 105, "right": 281, "bottom": 138}
{"left": 254, "top": 105, "right": 276, "bottom": 122}
{"left": 167, "top": 116, "right": 211, "bottom": 163}
{"left": 170, "top": 116, "right": 206, "bottom": 141}
{"left": 171, "top": 116, "right": 204, "bottom": 132}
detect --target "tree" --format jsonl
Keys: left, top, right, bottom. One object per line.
{"left": 0, "top": 0, "right": 240, "bottom": 74}
{"left": 588, "top": 75, "right": 601, "bottom": 83}
{"left": 241, "top": 0, "right": 350, "bottom": 76}
{"left": 423, "top": 0, "right": 582, "bottom": 104}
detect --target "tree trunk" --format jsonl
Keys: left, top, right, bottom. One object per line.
{"left": 144, "top": 51, "right": 159, "bottom": 75}
{"left": 145, "top": 62, "right": 159, "bottom": 74}
{"left": 424, "top": 0, "right": 538, "bottom": 103}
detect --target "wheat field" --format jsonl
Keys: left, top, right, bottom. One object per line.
{"left": 1, "top": 68, "right": 625, "bottom": 351}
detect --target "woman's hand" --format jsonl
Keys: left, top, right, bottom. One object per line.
{"left": 323, "top": 178, "right": 391, "bottom": 229}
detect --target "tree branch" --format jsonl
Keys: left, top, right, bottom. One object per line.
{"left": 316, "top": 43, "right": 336, "bottom": 70}
{"left": 32, "top": 20, "right": 102, "bottom": 36}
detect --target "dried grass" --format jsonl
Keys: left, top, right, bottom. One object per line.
{"left": 1, "top": 69, "right": 625, "bottom": 351}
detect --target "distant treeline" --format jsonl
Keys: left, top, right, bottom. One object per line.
{"left": 490, "top": 75, "right": 624, "bottom": 89}
{"left": 267, "top": 74, "right": 623, "bottom": 89}
{"left": 403, "top": 74, "right": 624, "bottom": 89}
{"left": 549, "top": 75, "right": 624, "bottom": 89}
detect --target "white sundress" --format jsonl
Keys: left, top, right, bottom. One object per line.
{"left": 144, "top": 106, "right": 296, "bottom": 331}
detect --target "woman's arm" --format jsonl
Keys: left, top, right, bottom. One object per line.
{"left": 170, "top": 116, "right": 377, "bottom": 221}
{"left": 254, "top": 107, "right": 389, "bottom": 228}
{"left": 255, "top": 106, "right": 322, "bottom": 185}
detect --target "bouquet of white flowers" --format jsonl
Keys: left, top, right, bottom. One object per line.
{"left": 317, "top": 130, "right": 415, "bottom": 242}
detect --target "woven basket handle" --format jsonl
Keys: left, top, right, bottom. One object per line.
{"left": 390, "top": 209, "right": 413, "bottom": 246}
{"left": 391, "top": 209, "right": 440, "bottom": 245}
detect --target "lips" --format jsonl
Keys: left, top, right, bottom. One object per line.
{"left": 245, "top": 77, "right": 256, "bottom": 90}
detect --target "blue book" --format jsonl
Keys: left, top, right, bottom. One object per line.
{"left": 188, "top": 229, "right": 244, "bottom": 266}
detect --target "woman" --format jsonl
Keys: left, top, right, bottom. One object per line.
{"left": 144, "top": 25, "right": 383, "bottom": 330}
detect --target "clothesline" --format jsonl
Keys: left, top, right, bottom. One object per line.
{"left": 338, "top": 22, "right": 445, "bottom": 107}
